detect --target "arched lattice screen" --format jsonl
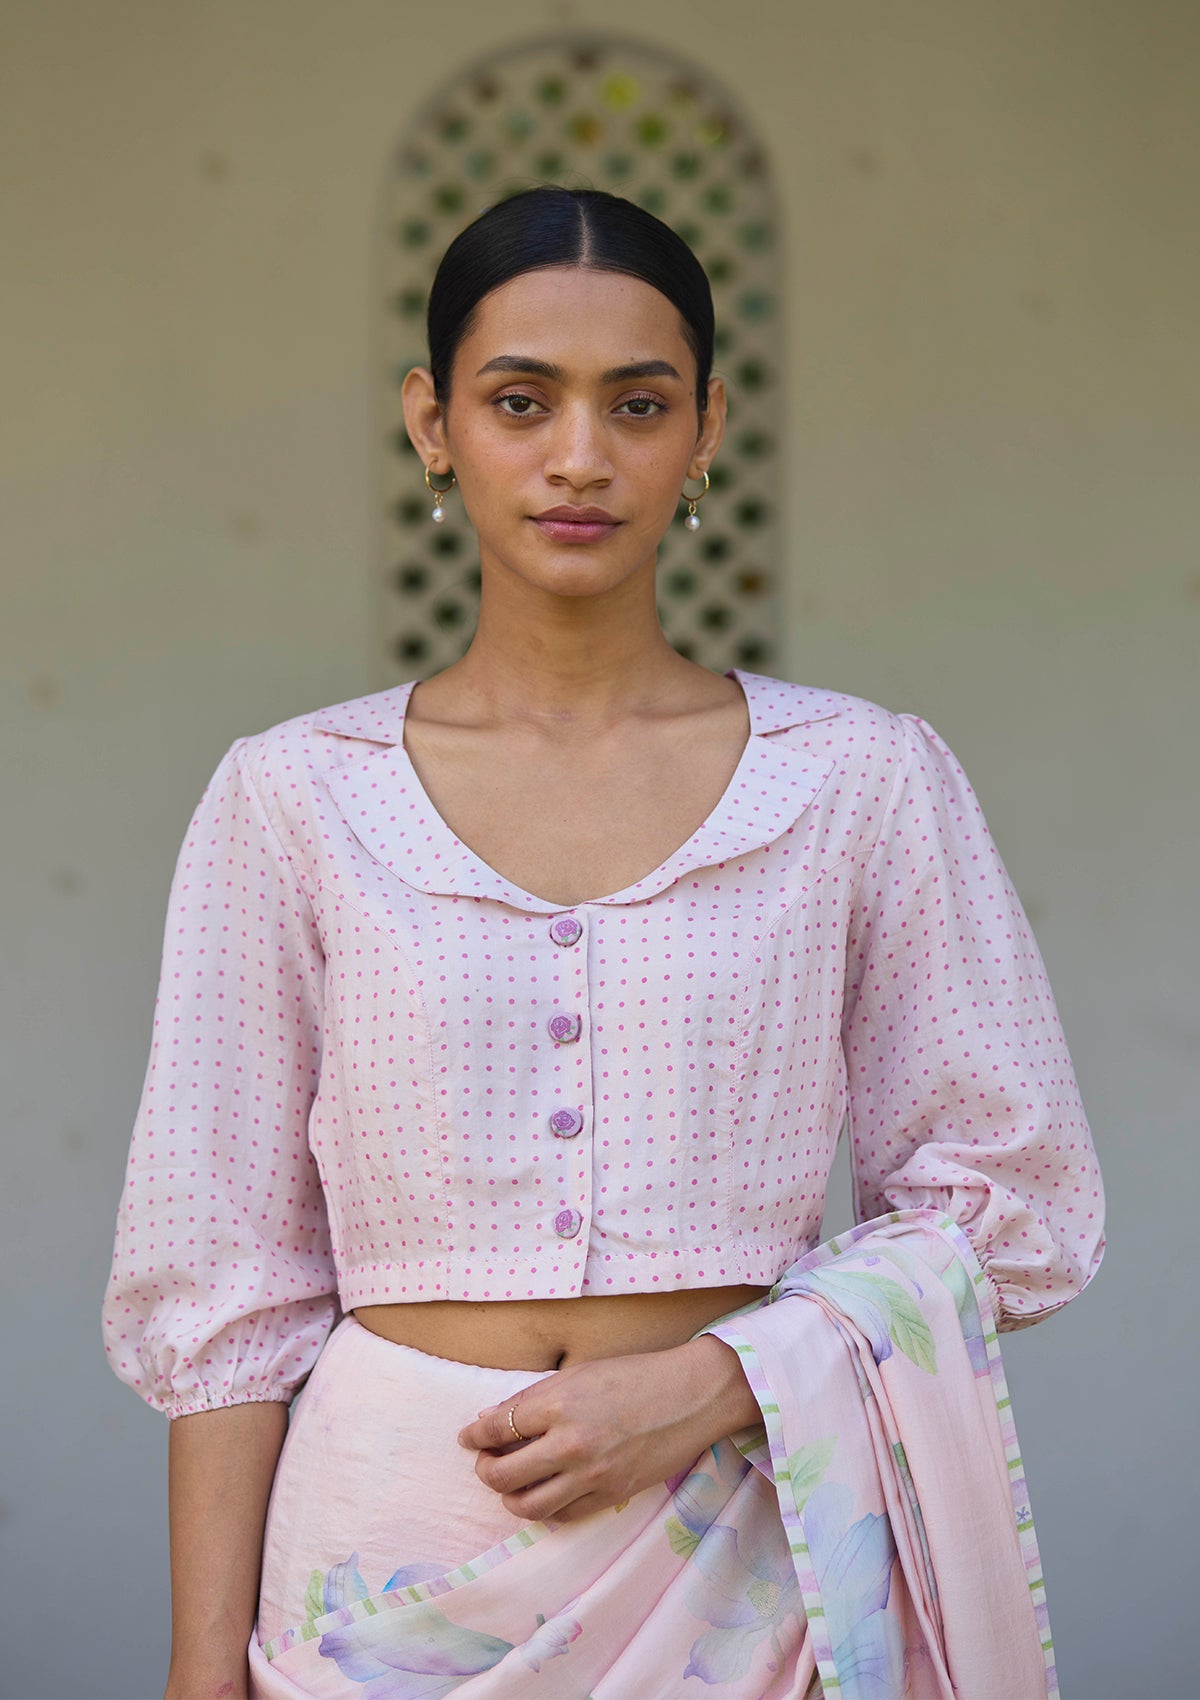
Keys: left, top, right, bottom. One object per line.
{"left": 376, "top": 34, "right": 780, "bottom": 682}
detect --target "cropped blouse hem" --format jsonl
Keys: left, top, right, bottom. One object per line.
{"left": 163, "top": 1386, "right": 297, "bottom": 1421}
{"left": 336, "top": 1244, "right": 820, "bottom": 1309}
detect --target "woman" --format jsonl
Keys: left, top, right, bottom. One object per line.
{"left": 103, "top": 187, "right": 1105, "bottom": 1699}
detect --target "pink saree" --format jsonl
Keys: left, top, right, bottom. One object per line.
{"left": 249, "top": 1209, "right": 1056, "bottom": 1699}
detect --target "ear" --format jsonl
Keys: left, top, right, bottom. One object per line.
{"left": 689, "top": 373, "right": 727, "bottom": 480}
{"left": 401, "top": 367, "right": 450, "bottom": 473}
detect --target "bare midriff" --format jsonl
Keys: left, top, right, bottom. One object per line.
{"left": 352, "top": 1287, "right": 771, "bottom": 1372}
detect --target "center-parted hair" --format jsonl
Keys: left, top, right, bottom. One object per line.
{"left": 426, "top": 186, "right": 715, "bottom": 415}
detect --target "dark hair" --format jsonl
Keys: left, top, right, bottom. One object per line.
{"left": 427, "top": 186, "right": 714, "bottom": 415}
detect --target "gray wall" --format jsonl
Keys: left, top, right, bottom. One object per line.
{"left": 2, "top": 3, "right": 1196, "bottom": 1696}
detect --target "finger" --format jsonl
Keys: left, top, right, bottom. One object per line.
{"left": 481, "top": 1441, "right": 610, "bottom": 1516}
{"left": 499, "top": 1477, "right": 615, "bottom": 1524}
{"left": 457, "top": 1407, "right": 510, "bottom": 1452}
{"left": 457, "top": 1400, "right": 541, "bottom": 1453}
{"left": 474, "top": 1437, "right": 560, "bottom": 1497}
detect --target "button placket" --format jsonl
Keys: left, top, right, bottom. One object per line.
{"left": 545, "top": 912, "right": 592, "bottom": 1254}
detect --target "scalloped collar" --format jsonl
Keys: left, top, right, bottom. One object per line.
{"left": 314, "top": 670, "right": 841, "bottom": 910}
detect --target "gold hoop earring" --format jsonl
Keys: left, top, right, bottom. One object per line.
{"left": 682, "top": 470, "right": 710, "bottom": 532}
{"left": 425, "top": 464, "right": 456, "bottom": 524}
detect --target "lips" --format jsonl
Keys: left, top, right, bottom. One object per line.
{"left": 531, "top": 506, "right": 622, "bottom": 544}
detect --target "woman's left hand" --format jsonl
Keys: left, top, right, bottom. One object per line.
{"left": 456, "top": 1335, "right": 760, "bottom": 1523}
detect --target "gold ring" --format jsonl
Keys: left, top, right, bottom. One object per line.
{"left": 507, "top": 1404, "right": 527, "bottom": 1443}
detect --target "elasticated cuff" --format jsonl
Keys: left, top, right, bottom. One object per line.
{"left": 163, "top": 1386, "right": 295, "bottom": 1420}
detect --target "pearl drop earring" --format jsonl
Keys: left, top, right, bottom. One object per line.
{"left": 682, "top": 469, "right": 710, "bottom": 532}
{"left": 425, "top": 464, "right": 457, "bottom": 523}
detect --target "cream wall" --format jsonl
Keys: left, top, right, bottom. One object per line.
{"left": 2, "top": 3, "right": 1196, "bottom": 1695}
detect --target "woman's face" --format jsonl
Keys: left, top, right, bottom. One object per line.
{"left": 403, "top": 265, "right": 725, "bottom": 603}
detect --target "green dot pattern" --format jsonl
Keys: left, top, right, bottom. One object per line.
{"left": 379, "top": 35, "right": 779, "bottom": 677}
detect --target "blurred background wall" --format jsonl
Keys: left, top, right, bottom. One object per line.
{"left": 2, "top": 3, "right": 1197, "bottom": 1696}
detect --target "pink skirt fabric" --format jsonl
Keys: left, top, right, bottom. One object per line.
{"left": 253, "top": 1318, "right": 558, "bottom": 1654}
{"left": 248, "top": 1316, "right": 816, "bottom": 1698}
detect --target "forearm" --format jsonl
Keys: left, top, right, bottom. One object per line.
{"left": 165, "top": 1399, "right": 289, "bottom": 1698}
{"left": 666, "top": 1334, "right": 762, "bottom": 1454}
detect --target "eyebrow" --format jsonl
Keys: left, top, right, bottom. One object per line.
{"left": 475, "top": 355, "right": 684, "bottom": 384}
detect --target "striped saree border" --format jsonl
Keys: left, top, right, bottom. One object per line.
{"left": 263, "top": 1519, "right": 550, "bottom": 1662}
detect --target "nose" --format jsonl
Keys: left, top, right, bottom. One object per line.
{"left": 543, "top": 400, "right": 614, "bottom": 491}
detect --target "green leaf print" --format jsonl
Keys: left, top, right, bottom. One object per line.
{"left": 786, "top": 1435, "right": 836, "bottom": 1510}
{"left": 937, "top": 1248, "right": 974, "bottom": 1321}
{"left": 303, "top": 1568, "right": 324, "bottom": 1626}
{"left": 813, "top": 1269, "right": 938, "bottom": 1374}
{"left": 881, "top": 1285, "right": 938, "bottom": 1374}
{"left": 666, "top": 1513, "right": 702, "bottom": 1557}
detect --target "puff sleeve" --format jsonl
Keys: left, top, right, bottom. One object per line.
{"left": 101, "top": 737, "right": 340, "bottom": 1416}
{"left": 841, "top": 714, "right": 1105, "bottom": 1330}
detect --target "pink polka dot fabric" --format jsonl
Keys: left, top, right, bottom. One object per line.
{"left": 101, "top": 671, "right": 1105, "bottom": 1417}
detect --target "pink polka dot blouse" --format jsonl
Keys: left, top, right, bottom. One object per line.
{"left": 101, "top": 670, "right": 1105, "bottom": 1417}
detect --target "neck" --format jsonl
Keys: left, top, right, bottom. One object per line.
{"left": 444, "top": 557, "right": 695, "bottom": 729}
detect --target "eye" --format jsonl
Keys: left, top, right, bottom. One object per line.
{"left": 615, "top": 394, "right": 667, "bottom": 418}
{"left": 492, "top": 392, "right": 546, "bottom": 417}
